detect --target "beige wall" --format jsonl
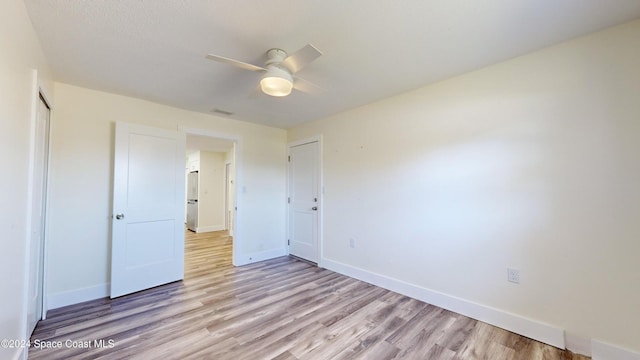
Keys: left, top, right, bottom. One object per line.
{"left": 289, "top": 20, "right": 640, "bottom": 353}
{"left": 5, "top": 0, "right": 639, "bottom": 356}
{"left": 47, "top": 83, "right": 287, "bottom": 302}
{"left": 0, "top": 0, "right": 52, "bottom": 358}
{"left": 198, "top": 151, "right": 226, "bottom": 231}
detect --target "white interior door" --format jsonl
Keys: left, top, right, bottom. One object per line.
{"left": 288, "top": 141, "right": 320, "bottom": 263}
{"left": 111, "top": 122, "right": 186, "bottom": 298}
{"left": 27, "top": 94, "right": 50, "bottom": 334}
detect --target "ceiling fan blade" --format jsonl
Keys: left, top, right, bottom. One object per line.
{"left": 206, "top": 54, "right": 266, "bottom": 72}
{"left": 293, "top": 76, "right": 325, "bottom": 95}
{"left": 282, "top": 44, "right": 322, "bottom": 74}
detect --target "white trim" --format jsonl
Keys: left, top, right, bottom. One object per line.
{"left": 322, "top": 258, "right": 565, "bottom": 349}
{"left": 39, "top": 82, "right": 54, "bottom": 320}
{"left": 287, "top": 135, "right": 323, "bottom": 267}
{"left": 565, "top": 333, "right": 592, "bottom": 357}
{"left": 178, "top": 127, "right": 242, "bottom": 266}
{"left": 235, "top": 247, "right": 287, "bottom": 266}
{"left": 22, "top": 70, "right": 54, "bottom": 341}
{"left": 47, "top": 283, "right": 109, "bottom": 310}
{"left": 13, "top": 347, "right": 26, "bottom": 360}
{"left": 592, "top": 340, "right": 640, "bottom": 360}
{"left": 317, "top": 136, "right": 323, "bottom": 268}
{"left": 224, "top": 161, "right": 231, "bottom": 233}
{"left": 288, "top": 136, "right": 320, "bottom": 148}
{"left": 196, "top": 225, "right": 225, "bottom": 233}
{"left": 21, "top": 70, "right": 38, "bottom": 344}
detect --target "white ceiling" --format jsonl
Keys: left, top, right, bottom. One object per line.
{"left": 25, "top": 1, "right": 640, "bottom": 129}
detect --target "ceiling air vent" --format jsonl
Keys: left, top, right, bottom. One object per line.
{"left": 211, "top": 108, "right": 234, "bottom": 116}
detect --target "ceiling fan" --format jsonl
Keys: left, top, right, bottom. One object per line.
{"left": 206, "top": 44, "right": 324, "bottom": 97}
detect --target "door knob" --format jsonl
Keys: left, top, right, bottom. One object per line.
{"left": 311, "top": 207, "right": 318, "bottom": 211}
{"left": 115, "top": 213, "right": 125, "bottom": 220}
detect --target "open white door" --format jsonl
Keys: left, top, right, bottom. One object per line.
{"left": 111, "top": 122, "right": 186, "bottom": 298}
{"left": 27, "top": 94, "right": 50, "bottom": 334}
{"left": 288, "top": 140, "right": 320, "bottom": 263}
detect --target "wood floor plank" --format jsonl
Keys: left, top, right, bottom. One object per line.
{"left": 29, "top": 229, "right": 590, "bottom": 360}
{"left": 231, "top": 279, "right": 370, "bottom": 345}
{"left": 423, "top": 343, "right": 458, "bottom": 360}
{"left": 288, "top": 298, "right": 388, "bottom": 359}
{"left": 440, "top": 316, "right": 478, "bottom": 352}
{"left": 393, "top": 317, "right": 457, "bottom": 360}
{"left": 385, "top": 304, "right": 449, "bottom": 348}
{"left": 330, "top": 295, "right": 416, "bottom": 360}
{"left": 230, "top": 283, "right": 385, "bottom": 360}
{"left": 231, "top": 321, "right": 327, "bottom": 360}
{"left": 351, "top": 340, "right": 401, "bottom": 360}
{"left": 271, "top": 350, "right": 299, "bottom": 360}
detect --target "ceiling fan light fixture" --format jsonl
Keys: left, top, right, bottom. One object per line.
{"left": 260, "top": 66, "right": 293, "bottom": 97}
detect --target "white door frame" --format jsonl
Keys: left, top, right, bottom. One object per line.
{"left": 180, "top": 127, "right": 242, "bottom": 266}
{"left": 38, "top": 85, "right": 54, "bottom": 321}
{"left": 23, "top": 70, "right": 54, "bottom": 339}
{"left": 224, "top": 162, "right": 230, "bottom": 231}
{"left": 287, "top": 135, "right": 323, "bottom": 267}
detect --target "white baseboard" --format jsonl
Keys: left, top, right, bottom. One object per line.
{"left": 196, "top": 225, "right": 225, "bottom": 233}
{"left": 592, "top": 340, "right": 640, "bottom": 360}
{"left": 236, "top": 247, "right": 287, "bottom": 266}
{"left": 47, "top": 283, "right": 109, "bottom": 311}
{"left": 565, "top": 333, "right": 592, "bottom": 356}
{"left": 45, "top": 247, "right": 283, "bottom": 310}
{"left": 322, "top": 259, "right": 565, "bottom": 349}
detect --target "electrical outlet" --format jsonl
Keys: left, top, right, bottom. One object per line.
{"left": 349, "top": 238, "right": 355, "bottom": 248}
{"left": 507, "top": 268, "right": 520, "bottom": 284}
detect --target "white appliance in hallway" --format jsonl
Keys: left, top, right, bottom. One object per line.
{"left": 186, "top": 171, "right": 198, "bottom": 231}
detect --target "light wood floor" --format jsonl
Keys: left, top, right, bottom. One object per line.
{"left": 30, "top": 230, "right": 589, "bottom": 359}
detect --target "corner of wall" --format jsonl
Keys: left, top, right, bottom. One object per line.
{"left": 565, "top": 332, "right": 592, "bottom": 357}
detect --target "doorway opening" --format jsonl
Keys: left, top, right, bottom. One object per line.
{"left": 184, "top": 133, "right": 238, "bottom": 270}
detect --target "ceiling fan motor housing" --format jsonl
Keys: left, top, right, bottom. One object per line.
{"left": 265, "top": 48, "right": 288, "bottom": 66}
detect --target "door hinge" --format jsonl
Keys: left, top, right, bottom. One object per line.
{"left": 288, "top": 155, "right": 291, "bottom": 162}
{"left": 288, "top": 239, "right": 290, "bottom": 246}
{"left": 287, "top": 197, "right": 290, "bottom": 204}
